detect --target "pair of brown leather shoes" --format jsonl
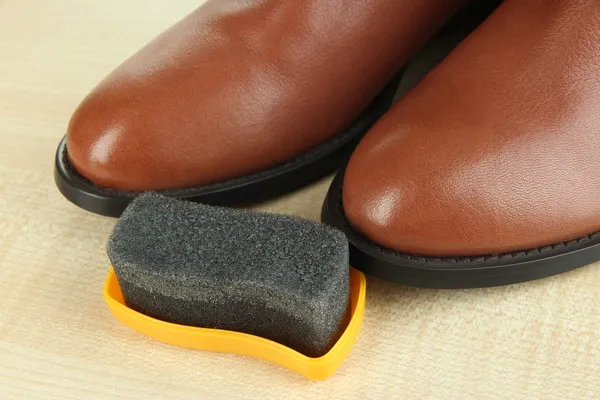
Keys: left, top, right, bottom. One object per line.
{"left": 56, "top": 0, "right": 600, "bottom": 288}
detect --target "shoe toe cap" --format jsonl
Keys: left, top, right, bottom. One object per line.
{"left": 66, "top": 89, "right": 154, "bottom": 191}
{"left": 342, "top": 123, "right": 600, "bottom": 257}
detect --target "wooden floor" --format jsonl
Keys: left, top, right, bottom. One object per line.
{"left": 1, "top": 1, "right": 598, "bottom": 399}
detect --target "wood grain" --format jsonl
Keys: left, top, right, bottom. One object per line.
{"left": 0, "top": 1, "right": 598, "bottom": 399}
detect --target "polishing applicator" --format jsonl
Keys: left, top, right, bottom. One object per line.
{"left": 103, "top": 194, "right": 366, "bottom": 379}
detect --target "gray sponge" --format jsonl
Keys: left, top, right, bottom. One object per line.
{"left": 107, "top": 194, "right": 350, "bottom": 357}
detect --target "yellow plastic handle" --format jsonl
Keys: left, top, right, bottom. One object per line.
{"left": 103, "top": 267, "right": 366, "bottom": 380}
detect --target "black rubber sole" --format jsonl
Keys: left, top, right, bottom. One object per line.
{"left": 54, "top": 73, "right": 401, "bottom": 217}
{"left": 322, "top": 167, "right": 600, "bottom": 288}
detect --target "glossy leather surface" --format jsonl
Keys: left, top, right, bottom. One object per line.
{"left": 67, "top": 0, "right": 467, "bottom": 191}
{"left": 343, "top": 0, "right": 600, "bottom": 256}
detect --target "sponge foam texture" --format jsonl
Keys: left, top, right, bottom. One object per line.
{"left": 107, "top": 194, "right": 350, "bottom": 357}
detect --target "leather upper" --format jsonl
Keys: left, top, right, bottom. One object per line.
{"left": 343, "top": 0, "right": 600, "bottom": 257}
{"left": 66, "top": 0, "right": 467, "bottom": 191}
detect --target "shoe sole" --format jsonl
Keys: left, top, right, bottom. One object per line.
{"left": 55, "top": 73, "right": 401, "bottom": 217}
{"left": 322, "top": 167, "right": 600, "bottom": 288}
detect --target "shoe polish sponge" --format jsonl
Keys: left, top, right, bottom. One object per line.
{"left": 107, "top": 194, "right": 350, "bottom": 357}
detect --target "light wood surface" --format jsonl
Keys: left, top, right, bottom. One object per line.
{"left": 1, "top": 1, "right": 599, "bottom": 399}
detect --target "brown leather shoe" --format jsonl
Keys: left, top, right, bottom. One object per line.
{"left": 55, "top": 0, "right": 468, "bottom": 217}
{"left": 323, "top": 0, "right": 600, "bottom": 288}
